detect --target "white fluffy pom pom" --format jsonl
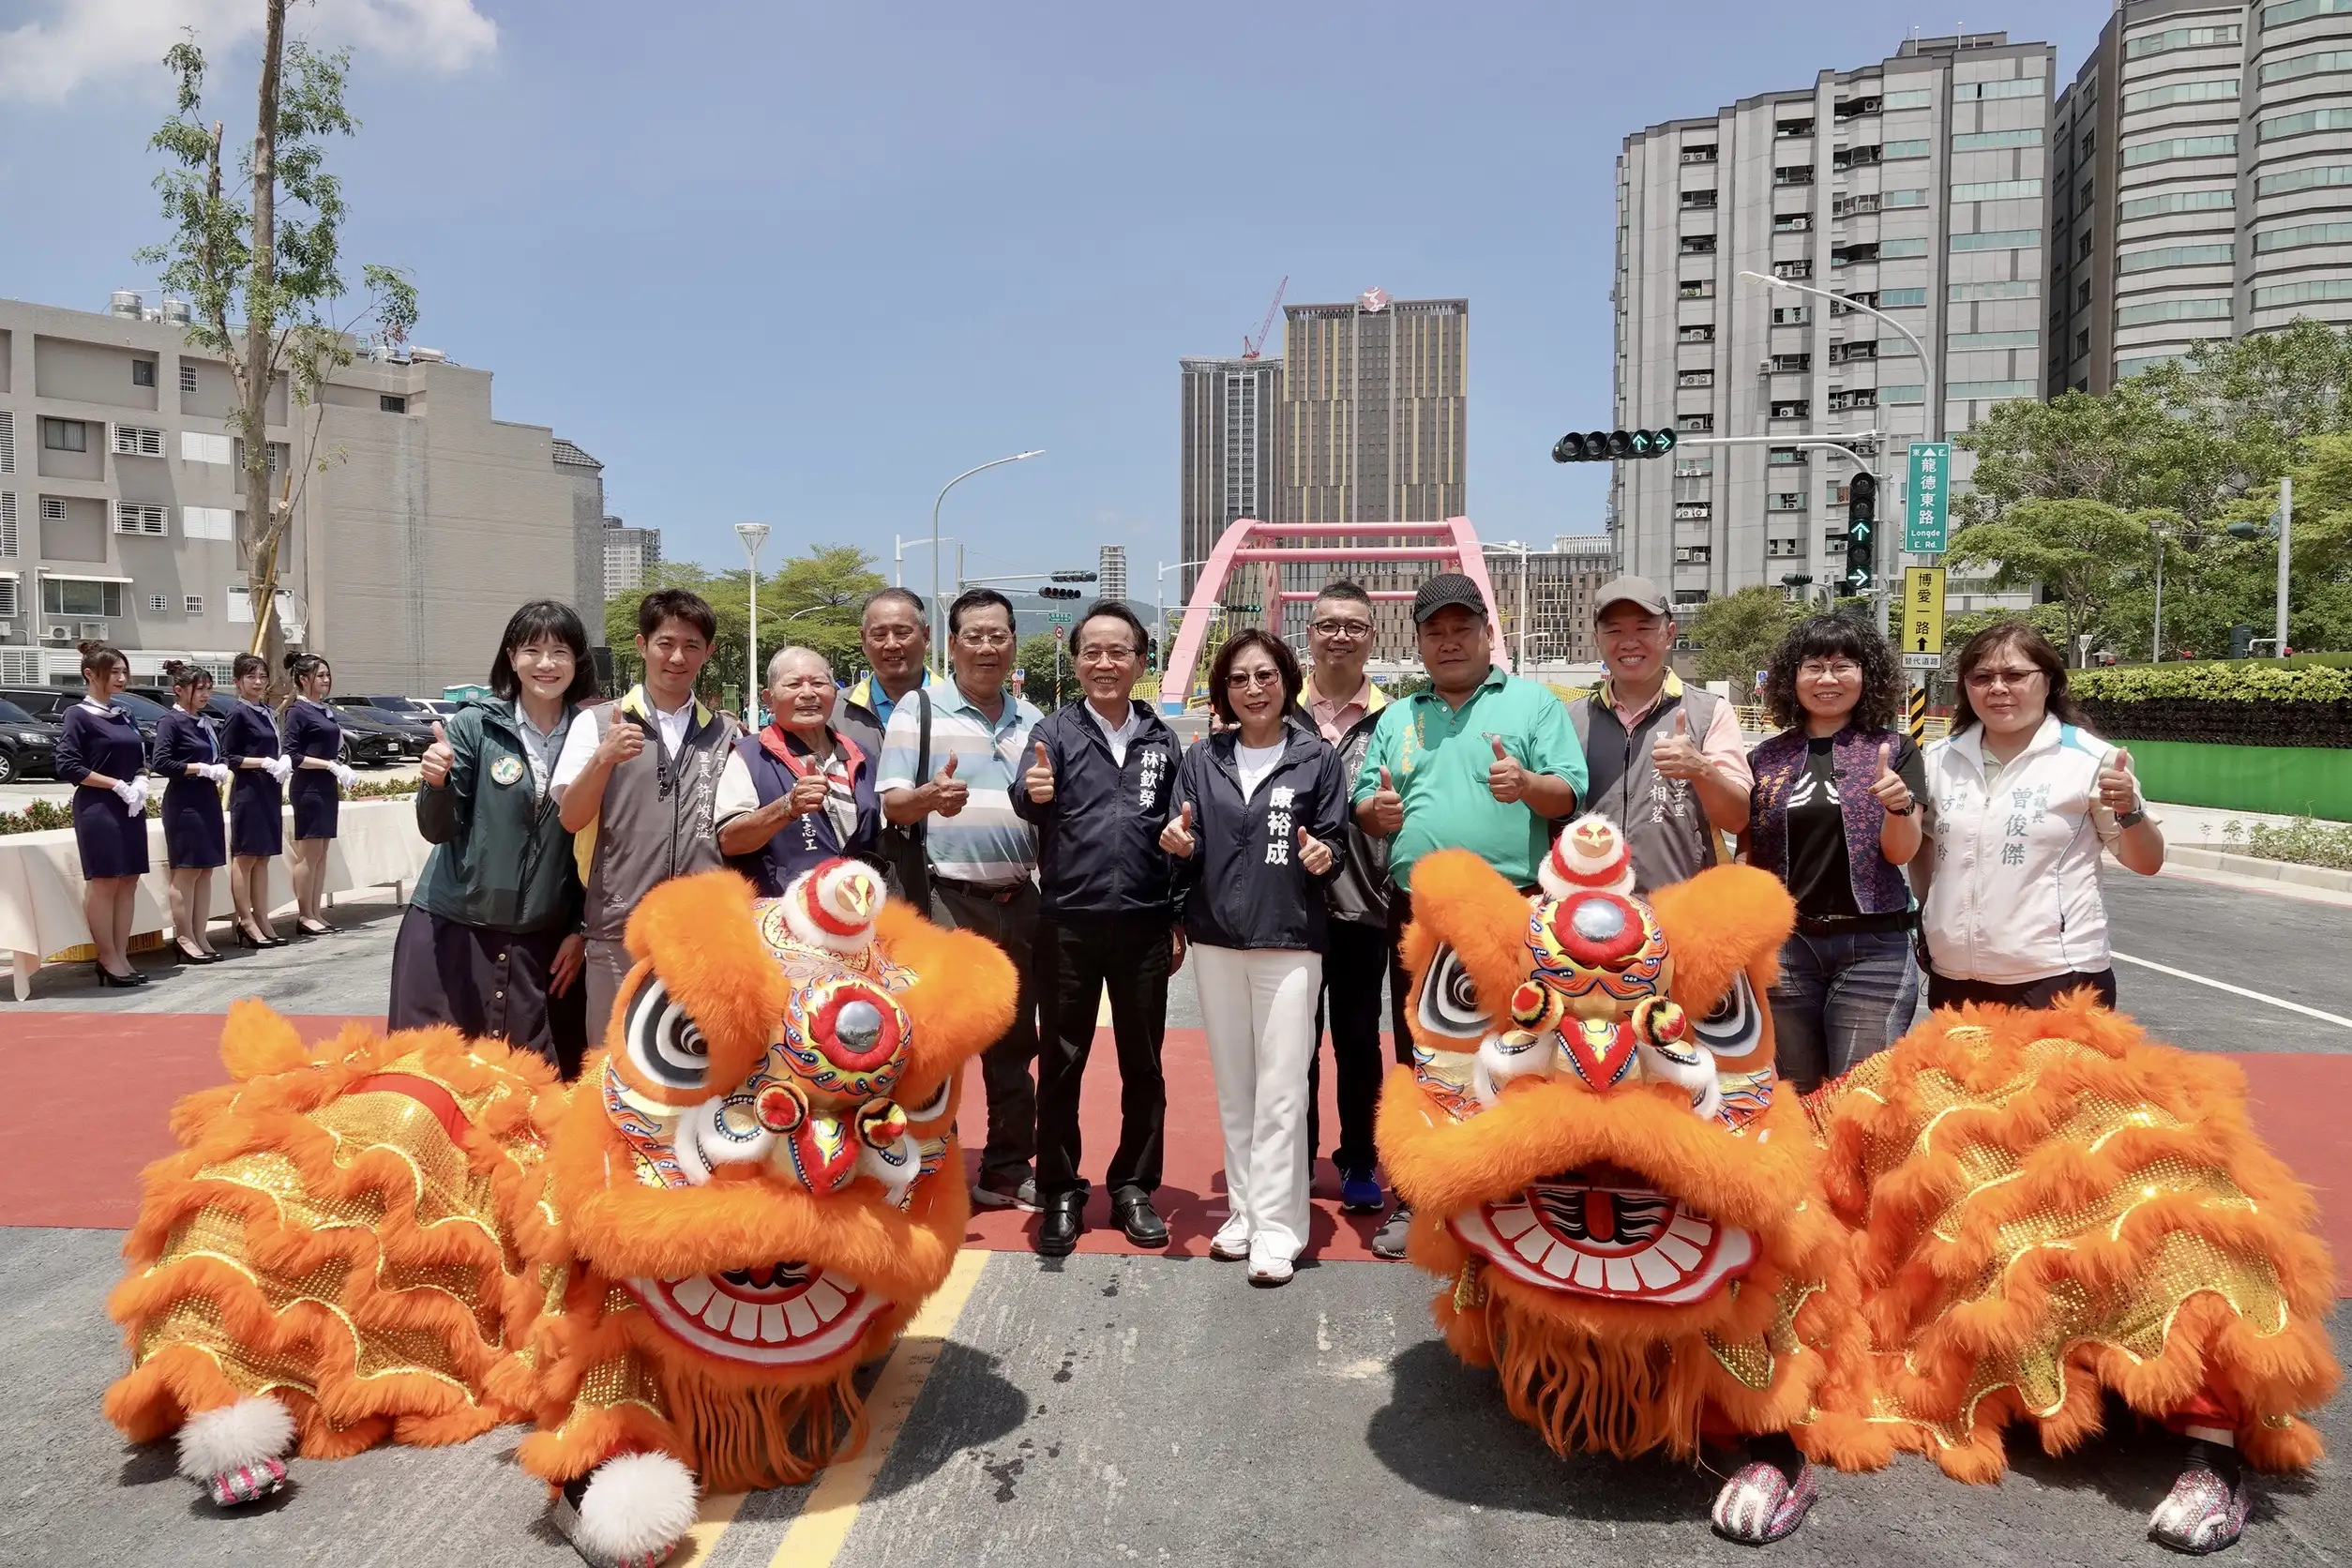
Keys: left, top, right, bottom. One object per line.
{"left": 176, "top": 1396, "right": 295, "bottom": 1482}
{"left": 573, "top": 1452, "right": 700, "bottom": 1565}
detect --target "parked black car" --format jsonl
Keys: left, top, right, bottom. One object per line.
{"left": 0, "top": 697, "right": 60, "bottom": 783}
{"left": 0, "top": 686, "right": 163, "bottom": 762}
{"left": 331, "top": 705, "right": 423, "bottom": 768}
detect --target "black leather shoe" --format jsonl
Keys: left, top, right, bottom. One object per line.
{"left": 1112, "top": 1195, "right": 1169, "bottom": 1248}
{"left": 1035, "top": 1191, "right": 1086, "bottom": 1258}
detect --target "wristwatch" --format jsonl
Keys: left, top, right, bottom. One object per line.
{"left": 2115, "top": 807, "right": 2148, "bottom": 829}
{"left": 1885, "top": 802, "right": 1915, "bottom": 817}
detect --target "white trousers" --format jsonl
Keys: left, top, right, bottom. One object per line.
{"left": 1191, "top": 943, "right": 1323, "bottom": 1262}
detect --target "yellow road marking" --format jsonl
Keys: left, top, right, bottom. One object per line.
{"left": 767, "top": 1246, "right": 992, "bottom": 1565}
{"left": 667, "top": 1248, "right": 990, "bottom": 1568}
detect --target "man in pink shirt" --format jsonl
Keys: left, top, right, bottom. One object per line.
{"left": 1564, "top": 576, "right": 1754, "bottom": 892}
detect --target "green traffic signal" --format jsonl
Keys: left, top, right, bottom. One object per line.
{"left": 1551, "top": 428, "right": 1678, "bottom": 464}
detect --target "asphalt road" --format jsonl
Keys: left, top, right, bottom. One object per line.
{"left": 3, "top": 861, "right": 2347, "bottom": 1567}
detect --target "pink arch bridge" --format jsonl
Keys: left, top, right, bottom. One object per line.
{"left": 1158, "top": 516, "right": 1506, "bottom": 716}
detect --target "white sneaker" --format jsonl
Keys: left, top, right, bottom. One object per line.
{"left": 1209, "top": 1214, "right": 1251, "bottom": 1260}
{"left": 1246, "top": 1238, "right": 1296, "bottom": 1287}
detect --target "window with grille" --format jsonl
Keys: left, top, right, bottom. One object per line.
{"left": 41, "top": 496, "right": 66, "bottom": 522}
{"left": 0, "top": 578, "right": 15, "bottom": 617}
{"left": 148, "top": 594, "right": 169, "bottom": 613}
{"left": 0, "top": 492, "right": 13, "bottom": 557}
{"left": 115, "top": 502, "right": 169, "bottom": 536}
{"left": 113, "top": 425, "right": 166, "bottom": 458}
{"left": 185, "top": 596, "right": 204, "bottom": 615}
{"left": 180, "top": 363, "right": 200, "bottom": 394}
{"left": 0, "top": 411, "right": 12, "bottom": 474}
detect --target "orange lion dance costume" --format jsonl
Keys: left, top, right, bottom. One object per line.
{"left": 1377, "top": 818, "right": 2336, "bottom": 1550}
{"left": 102, "top": 861, "right": 1014, "bottom": 1568}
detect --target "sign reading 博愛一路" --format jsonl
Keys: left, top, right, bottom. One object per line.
{"left": 1903, "top": 565, "right": 1947, "bottom": 657}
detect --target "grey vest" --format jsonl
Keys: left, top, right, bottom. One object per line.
{"left": 579, "top": 698, "right": 739, "bottom": 942}
{"left": 1566, "top": 685, "right": 1726, "bottom": 895}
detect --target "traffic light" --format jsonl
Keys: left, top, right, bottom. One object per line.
{"left": 1048, "top": 570, "right": 1098, "bottom": 582}
{"left": 1037, "top": 585, "right": 1084, "bottom": 600}
{"left": 1842, "top": 473, "right": 1877, "bottom": 596}
{"left": 1553, "top": 429, "right": 1678, "bottom": 463}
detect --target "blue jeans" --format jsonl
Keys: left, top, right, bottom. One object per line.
{"left": 1766, "top": 927, "right": 1920, "bottom": 1093}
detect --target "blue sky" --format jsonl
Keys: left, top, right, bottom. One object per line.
{"left": 1, "top": 0, "right": 2103, "bottom": 603}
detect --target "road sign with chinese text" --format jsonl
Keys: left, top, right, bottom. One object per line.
{"left": 1906, "top": 441, "right": 1951, "bottom": 553}
{"left": 1902, "top": 565, "right": 1947, "bottom": 656}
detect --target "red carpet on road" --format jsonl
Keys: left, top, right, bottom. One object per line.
{"left": 7, "top": 1012, "right": 2347, "bottom": 1290}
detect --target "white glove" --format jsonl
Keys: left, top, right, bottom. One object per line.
{"left": 115, "top": 778, "right": 149, "bottom": 816}
{"left": 332, "top": 762, "right": 359, "bottom": 791}
{"left": 201, "top": 762, "right": 232, "bottom": 786}
{"left": 264, "top": 755, "right": 294, "bottom": 783}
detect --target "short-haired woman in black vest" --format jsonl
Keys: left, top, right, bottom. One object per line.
{"left": 1745, "top": 613, "right": 1926, "bottom": 1092}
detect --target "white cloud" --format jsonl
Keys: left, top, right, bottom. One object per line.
{"left": 0, "top": 0, "right": 498, "bottom": 105}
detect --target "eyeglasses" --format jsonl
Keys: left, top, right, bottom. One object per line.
{"left": 1798, "top": 659, "right": 1862, "bottom": 679}
{"left": 1964, "top": 666, "right": 2045, "bottom": 690}
{"left": 1077, "top": 645, "right": 1137, "bottom": 664}
{"left": 1311, "top": 619, "right": 1374, "bottom": 641}
{"left": 1225, "top": 668, "right": 1283, "bottom": 689}
{"left": 954, "top": 630, "right": 1014, "bottom": 650}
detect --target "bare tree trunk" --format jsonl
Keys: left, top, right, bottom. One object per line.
{"left": 241, "top": 0, "right": 288, "bottom": 687}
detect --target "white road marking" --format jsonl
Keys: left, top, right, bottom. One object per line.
{"left": 2111, "top": 952, "right": 2352, "bottom": 1030}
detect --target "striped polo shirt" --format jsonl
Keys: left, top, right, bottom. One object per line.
{"left": 876, "top": 678, "right": 1042, "bottom": 885}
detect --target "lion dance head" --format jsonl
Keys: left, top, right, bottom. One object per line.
{"left": 1375, "top": 819, "right": 1885, "bottom": 1471}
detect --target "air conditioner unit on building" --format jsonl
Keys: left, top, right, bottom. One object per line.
{"left": 46, "top": 626, "right": 73, "bottom": 642}
{"left": 78, "top": 622, "right": 109, "bottom": 639}
{"left": 0, "top": 622, "right": 13, "bottom": 638}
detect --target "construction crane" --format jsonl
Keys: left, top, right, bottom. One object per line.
{"left": 1240, "top": 275, "right": 1289, "bottom": 360}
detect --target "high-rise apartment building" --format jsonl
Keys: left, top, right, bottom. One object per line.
{"left": 0, "top": 294, "right": 605, "bottom": 692}
{"left": 1095, "top": 543, "right": 1129, "bottom": 604}
{"left": 1614, "top": 34, "right": 2055, "bottom": 615}
{"left": 1274, "top": 292, "right": 1469, "bottom": 656}
{"left": 1178, "top": 354, "right": 1281, "bottom": 604}
{"left": 2053, "top": 0, "right": 2352, "bottom": 394}
{"left": 602, "top": 514, "right": 662, "bottom": 601}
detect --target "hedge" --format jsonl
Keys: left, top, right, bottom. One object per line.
{"left": 2069, "top": 660, "right": 2352, "bottom": 746}
{"left": 2072, "top": 661, "right": 2352, "bottom": 702}
{"left": 0, "top": 777, "right": 419, "bottom": 838}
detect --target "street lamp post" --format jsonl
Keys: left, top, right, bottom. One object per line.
{"left": 733, "top": 522, "right": 771, "bottom": 729}
{"left": 2226, "top": 475, "right": 2293, "bottom": 656}
{"left": 1480, "top": 540, "right": 1531, "bottom": 671}
{"left": 1738, "top": 272, "right": 1937, "bottom": 441}
{"left": 930, "top": 451, "right": 1044, "bottom": 676}
{"left": 1153, "top": 558, "right": 1212, "bottom": 677}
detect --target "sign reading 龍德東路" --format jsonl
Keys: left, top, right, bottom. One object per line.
{"left": 1906, "top": 441, "right": 1951, "bottom": 554}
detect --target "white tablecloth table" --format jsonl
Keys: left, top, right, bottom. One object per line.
{"left": 0, "top": 796, "right": 430, "bottom": 999}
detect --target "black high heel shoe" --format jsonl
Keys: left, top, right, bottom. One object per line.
{"left": 95, "top": 964, "right": 148, "bottom": 988}
{"left": 174, "top": 941, "right": 223, "bottom": 965}
{"left": 294, "top": 918, "right": 334, "bottom": 937}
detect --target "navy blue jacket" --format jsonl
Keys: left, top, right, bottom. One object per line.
{"left": 1168, "top": 718, "right": 1348, "bottom": 953}
{"left": 1011, "top": 700, "right": 1181, "bottom": 919}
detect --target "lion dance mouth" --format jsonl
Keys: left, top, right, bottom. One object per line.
{"left": 1376, "top": 818, "right": 2336, "bottom": 1525}
{"left": 101, "top": 860, "right": 1018, "bottom": 1566}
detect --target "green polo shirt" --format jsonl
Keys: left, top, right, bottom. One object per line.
{"left": 1351, "top": 666, "right": 1588, "bottom": 890}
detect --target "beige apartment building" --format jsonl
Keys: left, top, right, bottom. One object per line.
{"left": 0, "top": 294, "right": 604, "bottom": 693}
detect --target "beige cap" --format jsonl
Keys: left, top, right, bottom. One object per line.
{"left": 1593, "top": 575, "right": 1669, "bottom": 618}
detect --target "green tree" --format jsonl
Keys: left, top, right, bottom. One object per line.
{"left": 1943, "top": 499, "right": 2159, "bottom": 663}
{"left": 602, "top": 545, "right": 886, "bottom": 699}
{"left": 1016, "top": 633, "right": 1079, "bottom": 710}
{"left": 144, "top": 9, "right": 417, "bottom": 679}
{"left": 1684, "top": 585, "right": 1802, "bottom": 686}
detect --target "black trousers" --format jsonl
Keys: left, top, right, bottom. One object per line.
{"left": 1927, "top": 967, "right": 2118, "bottom": 1012}
{"left": 1306, "top": 916, "right": 1409, "bottom": 1174}
{"left": 387, "top": 904, "right": 590, "bottom": 1080}
{"left": 1034, "top": 912, "right": 1171, "bottom": 1200}
{"left": 928, "top": 880, "right": 1042, "bottom": 1181}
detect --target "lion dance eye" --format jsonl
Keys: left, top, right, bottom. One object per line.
{"left": 1691, "top": 972, "right": 1763, "bottom": 1058}
{"left": 623, "top": 978, "right": 710, "bottom": 1093}
{"left": 1418, "top": 946, "right": 1491, "bottom": 1039}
